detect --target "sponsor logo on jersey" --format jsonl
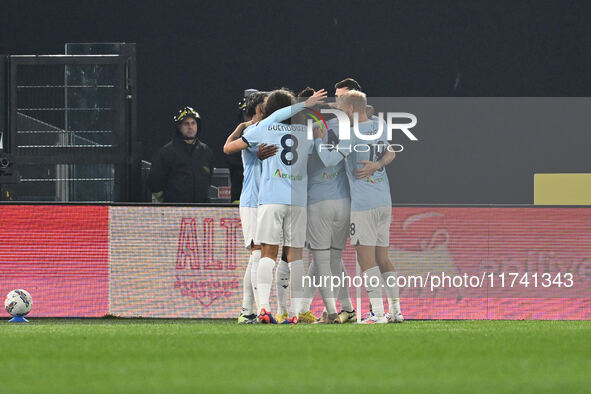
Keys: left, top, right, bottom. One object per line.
{"left": 365, "top": 175, "right": 386, "bottom": 184}
{"left": 322, "top": 169, "right": 343, "bottom": 181}
{"left": 274, "top": 169, "right": 303, "bottom": 181}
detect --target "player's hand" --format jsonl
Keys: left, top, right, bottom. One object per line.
{"left": 305, "top": 89, "right": 327, "bottom": 108}
{"left": 257, "top": 143, "right": 279, "bottom": 161}
{"left": 313, "top": 126, "right": 324, "bottom": 140}
{"left": 355, "top": 160, "right": 381, "bottom": 179}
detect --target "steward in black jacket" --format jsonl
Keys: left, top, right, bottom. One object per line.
{"left": 147, "top": 106, "right": 213, "bottom": 203}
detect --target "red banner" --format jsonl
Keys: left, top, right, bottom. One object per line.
{"left": 0, "top": 205, "right": 109, "bottom": 317}
{"left": 334, "top": 207, "right": 591, "bottom": 320}
{"left": 1, "top": 205, "right": 589, "bottom": 319}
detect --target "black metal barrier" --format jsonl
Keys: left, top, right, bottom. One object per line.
{"left": 0, "top": 44, "right": 138, "bottom": 202}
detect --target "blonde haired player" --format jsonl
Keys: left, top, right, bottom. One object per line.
{"left": 314, "top": 90, "right": 403, "bottom": 323}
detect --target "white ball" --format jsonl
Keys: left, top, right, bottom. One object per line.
{"left": 4, "top": 289, "right": 33, "bottom": 317}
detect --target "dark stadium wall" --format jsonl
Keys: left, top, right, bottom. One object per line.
{"left": 2, "top": 0, "right": 590, "bottom": 203}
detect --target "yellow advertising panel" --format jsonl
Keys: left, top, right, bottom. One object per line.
{"left": 534, "top": 174, "right": 591, "bottom": 205}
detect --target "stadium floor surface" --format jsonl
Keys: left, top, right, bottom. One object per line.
{"left": 1, "top": 319, "right": 590, "bottom": 393}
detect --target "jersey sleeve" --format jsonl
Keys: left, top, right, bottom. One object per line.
{"left": 246, "top": 144, "right": 258, "bottom": 154}
{"left": 256, "top": 102, "right": 306, "bottom": 128}
{"left": 241, "top": 124, "right": 265, "bottom": 148}
{"left": 242, "top": 102, "right": 306, "bottom": 148}
{"left": 306, "top": 138, "right": 314, "bottom": 155}
{"left": 242, "top": 125, "right": 260, "bottom": 153}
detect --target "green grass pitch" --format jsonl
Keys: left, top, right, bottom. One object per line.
{"left": 1, "top": 319, "right": 590, "bottom": 393}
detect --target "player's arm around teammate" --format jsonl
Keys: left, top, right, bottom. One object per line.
{"left": 314, "top": 91, "right": 403, "bottom": 323}
{"left": 222, "top": 89, "right": 327, "bottom": 155}
{"left": 354, "top": 148, "right": 395, "bottom": 179}
{"left": 223, "top": 119, "right": 279, "bottom": 159}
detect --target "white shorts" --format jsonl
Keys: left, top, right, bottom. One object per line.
{"left": 307, "top": 199, "right": 351, "bottom": 250}
{"left": 255, "top": 204, "right": 307, "bottom": 248}
{"left": 239, "top": 206, "right": 258, "bottom": 248}
{"left": 350, "top": 206, "right": 391, "bottom": 247}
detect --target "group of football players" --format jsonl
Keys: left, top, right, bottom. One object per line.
{"left": 223, "top": 78, "right": 403, "bottom": 324}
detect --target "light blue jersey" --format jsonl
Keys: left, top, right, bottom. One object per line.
{"left": 239, "top": 125, "right": 261, "bottom": 208}
{"left": 315, "top": 117, "right": 392, "bottom": 211}
{"left": 242, "top": 103, "right": 314, "bottom": 207}
{"left": 307, "top": 118, "right": 350, "bottom": 205}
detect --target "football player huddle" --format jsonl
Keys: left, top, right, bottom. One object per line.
{"left": 224, "top": 78, "right": 403, "bottom": 324}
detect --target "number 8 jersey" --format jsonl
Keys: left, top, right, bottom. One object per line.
{"left": 242, "top": 107, "right": 314, "bottom": 207}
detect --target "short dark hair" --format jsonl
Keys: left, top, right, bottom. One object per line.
{"left": 263, "top": 89, "right": 296, "bottom": 123}
{"left": 279, "top": 86, "right": 295, "bottom": 95}
{"left": 244, "top": 91, "right": 268, "bottom": 118}
{"left": 334, "top": 78, "right": 361, "bottom": 91}
{"left": 297, "top": 87, "right": 315, "bottom": 98}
